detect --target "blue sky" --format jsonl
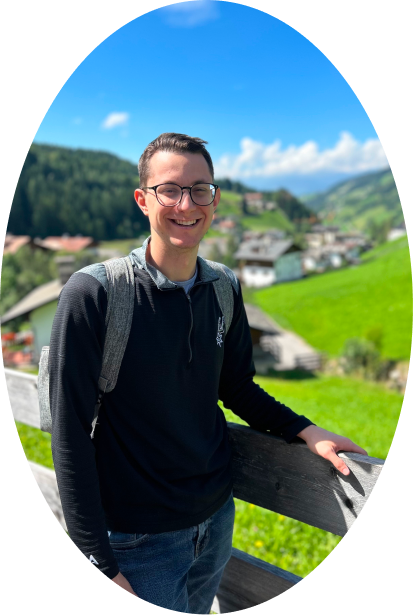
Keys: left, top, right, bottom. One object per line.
{"left": 34, "top": 1, "right": 388, "bottom": 195}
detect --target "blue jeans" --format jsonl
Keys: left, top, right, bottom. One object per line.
{"left": 108, "top": 490, "right": 235, "bottom": 613}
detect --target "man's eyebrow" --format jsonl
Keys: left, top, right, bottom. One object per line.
{"left": 152, "top": 179, "right": 213, "bottom": 185}
{"left": 191, "top": 179, "right": 213, "bottom": 184}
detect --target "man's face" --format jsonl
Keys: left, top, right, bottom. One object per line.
{"left": 135, "top": 151, "right": 220, "bottom": 252}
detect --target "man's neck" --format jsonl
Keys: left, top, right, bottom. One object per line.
{"left": 146, "top": 235, "right": 198, "bottom": 282}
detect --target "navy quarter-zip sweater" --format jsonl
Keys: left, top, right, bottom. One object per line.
{"left": 49, "top": 237, "right": 313, "bottom": 579}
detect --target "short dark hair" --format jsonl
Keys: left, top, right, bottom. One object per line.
{"left": 138, "top": 133, "right": 214, "bottom": 187}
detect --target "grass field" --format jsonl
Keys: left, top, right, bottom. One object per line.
{"left": 216, "top": 191, "right": 243, "bottom": 217}
{"left": 15, "top": 372, "right": 403, "bottom": 578}
{"left": 240, "top": 209, "right": 293, "bottom": 232}
{"left": 251, "top": 237, "right": 412, "bottom": 360}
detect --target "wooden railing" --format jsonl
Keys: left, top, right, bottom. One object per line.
{"left": 294, "top": 353, "right": 322, "bottom": 371}
{"left": 4, "top": 368, "right": 384, "bottom": 612}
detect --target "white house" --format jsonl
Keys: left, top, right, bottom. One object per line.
{"left": 387, "top": 222, "right": 406, "bottom": 242}
{"left": 305, "top": 225, "right": 341, "bottom": 248}
{"left": 235, "top": 239, "right": 303, "bottom": 288}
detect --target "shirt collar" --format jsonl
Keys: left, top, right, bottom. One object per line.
{"left": 129, "top": 236, "right": 219, "bottom": 290}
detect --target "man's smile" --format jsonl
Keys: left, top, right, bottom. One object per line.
{"left": 169, "top": 218, "right": 201, "bottom": 227}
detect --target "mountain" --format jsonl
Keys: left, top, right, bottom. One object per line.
{"left": 215, "top": 178, "right": 254, "bottom": 194}
{"left": 301, "top": 169, "right": 404, "bottom": 230}
{"left": 8, "top": 143, "right": 149, "bottom": 240}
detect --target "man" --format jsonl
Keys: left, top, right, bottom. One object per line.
{"left": 49, "top": 133, "right": 367, "bottom": 613}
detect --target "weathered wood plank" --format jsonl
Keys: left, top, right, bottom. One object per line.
{"left": 28, "top": 461, "right": 67, "bottom": 531}
{"left": 6, "top": 369, "right": 385, "bottom": 611}
{"left": 228, "top": 422, "right": 384, "bottom": 536}
{"left": 4, "top": 368, "right": 40, "bottom": 429}
{"left": 5, "top": 370, "right": 384, "bottom": 537}
{"left": 217, "top": 547, "right": 301, "bottom": 612}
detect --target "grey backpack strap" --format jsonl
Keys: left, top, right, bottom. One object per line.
{"left": 39, "top": 346, "right": 52, "bottom": 433}
{"left": 91, "top": 256, "right": 135, "bottom": 438}
{"left": 204, "top": 260, "right": 239, "bottom": 334}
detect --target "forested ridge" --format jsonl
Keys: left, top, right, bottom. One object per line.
{"left": 8, "top": 143, "right": 313, "bottom": 241}
{"left": 8, "top": 143, "right": 149, "bottom": 240}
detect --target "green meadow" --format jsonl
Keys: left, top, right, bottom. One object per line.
{"left": 15, "top": 370, "right": 403, "bottom": 578}
{"left": 250, "top": 236, "right": 412, "bottom": 360}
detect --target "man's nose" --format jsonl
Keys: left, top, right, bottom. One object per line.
{"left": 177, "top": 189, "right": 197, "bottom": 211}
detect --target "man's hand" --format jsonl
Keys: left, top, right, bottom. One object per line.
{"left": 297, "top": 425, "right": 368, "bottom": 476}
{"left": 112, "top": 572, "right": 137, "bottom": 596}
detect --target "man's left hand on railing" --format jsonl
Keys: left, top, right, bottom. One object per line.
{"left": 297, "top": 425, "right": 368, "bottom": 476}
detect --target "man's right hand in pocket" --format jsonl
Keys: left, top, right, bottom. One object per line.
{"left": 112, "top": 571, "right": 137, "bottom": 596}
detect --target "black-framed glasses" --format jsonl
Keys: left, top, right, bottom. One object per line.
{"left": 141, "top": 182, "right": 219, "bottom": 207}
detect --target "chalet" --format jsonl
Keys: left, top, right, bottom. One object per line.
{"left": 3, "top": 234, "right": 50, "bottom": 255}
{"left": 301, "top": 241, "right": 362, "bottom": 274}
{"left": 1, "top": 256, "right": 75, "bottom": 361}
{"left": 36, "top": 235, "right": 97, "bottom": 252}
{"left": 235, "top": 239, "right": 303, "bottom": 288}
{"left": 217, "top": 219, "right": 237, "bottom": 232}
{"left": 198, "top": 236, "right": 229, "bottom": 260}
{"left": 387, "top": 221, "right": 406, "bottom": 242}
{"left": 241, "top": 230, "right": 285, "bottom": 242}
{"left": 244, "top": 303, "right": 321, "bottom": 373}
{"left": 243, "top": 193, "right": 276, "bottom": 213}
{"left": 304, "top": 225, "right": 340, "bottom": 249}
{"left": 244, "top": 192, "right": 264, "bottom": 210}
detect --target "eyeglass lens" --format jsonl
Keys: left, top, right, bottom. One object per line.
{"left": 156, "top": 184, "right": 216, "bottom": 207}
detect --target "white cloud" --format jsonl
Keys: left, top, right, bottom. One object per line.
{"left": 214, "top": 132, "right": 389, "bottom": 179}
{"left": 161, "top": 0, "right": 219, "bottom": 28}
{"left": 101, "top": 112, "right": 129, "bottom": 130}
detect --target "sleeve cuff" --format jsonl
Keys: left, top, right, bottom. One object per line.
{"left": 273, "top": 416, "right": 315, "bottom": 444}
{"left": 96, "top": 559, "right": 120, "bottom": 580}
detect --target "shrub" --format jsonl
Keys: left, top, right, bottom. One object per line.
{"left": 340, "top": 337, "right": 387, "bottom": 380}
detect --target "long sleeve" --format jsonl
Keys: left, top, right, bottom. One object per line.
{"left": 218, "top": 283, "right": 314, "bottom": 443}
{"left": 49, "top": 271, "right": 119, "bottom": 579}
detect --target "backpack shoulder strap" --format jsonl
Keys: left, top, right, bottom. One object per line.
{"left": 91, "top": 255, "right": 135, "bottom": 437}
{"left": 203, "top": 259, "right": 239, "bottom": 334}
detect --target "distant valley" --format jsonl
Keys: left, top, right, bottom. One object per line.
{"left": 301, "top": 168, "right": 403, "bottom": 231}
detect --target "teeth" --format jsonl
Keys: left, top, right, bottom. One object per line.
{"left": 174, "top": 219, "right": 198, "bottom": 226}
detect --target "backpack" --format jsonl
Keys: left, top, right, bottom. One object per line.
{"left": 38, "top": 255, "right": 236, "bottom": 437}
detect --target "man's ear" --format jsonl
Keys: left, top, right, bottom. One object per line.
{"left": 135, "top": 189, "right": 149, "bottom": 217}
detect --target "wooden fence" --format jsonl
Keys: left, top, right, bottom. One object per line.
{"left": 5, "top": 367, "right": 384, "bottom": 612}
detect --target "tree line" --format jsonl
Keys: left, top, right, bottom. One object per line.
{"left": 8, "top": 144, "right": 150, "bottom": 240}
{"left": 8, "top": 143, "right": 313, "bottom": 241}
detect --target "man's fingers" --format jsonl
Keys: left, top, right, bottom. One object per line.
{"left": 352, "top": 444, "right": 368, "bottom": 455}
{"left": 333, "top": 455, "right": 350, "bottom": 476}
{"left": 324, "top": 449, "right": 350, "bottom": 476}
{"left": 336, "top": 440, "right": 368, "bottom": 456}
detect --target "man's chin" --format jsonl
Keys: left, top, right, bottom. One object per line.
{"left": 168, "top": 236, "right": 201, "bottom": 251}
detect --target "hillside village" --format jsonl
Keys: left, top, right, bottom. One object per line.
{"left": 3, "top": 230, "right": 408, "bottom": 388}
{"left": 1, "top": 145, "right": 409, "bottom": 390}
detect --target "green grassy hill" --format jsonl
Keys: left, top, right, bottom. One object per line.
{"left": 250, "top": 237, "right": 412, "bottom": 360}
{"left": 302, "top": 168, "right": 403, "bottom": 231}
{"left": 217, "top": 190, "right": 294, "bottom": 232}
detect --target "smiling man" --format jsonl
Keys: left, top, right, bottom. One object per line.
{"left": 49, "top": 133, "right": 367, "bottom": 613}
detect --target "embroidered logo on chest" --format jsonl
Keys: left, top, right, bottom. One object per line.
{"left": 216, "top": 316, "right": 225, "bottom": 347}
